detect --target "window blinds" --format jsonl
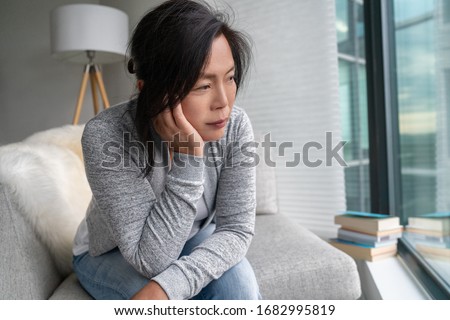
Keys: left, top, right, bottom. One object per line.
{"left": 220, "top": 0, "right": 345, "bottom": 239}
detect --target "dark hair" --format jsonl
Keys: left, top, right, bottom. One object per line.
{"left": 127, "top": 0, "right": 252, "bottom": 176}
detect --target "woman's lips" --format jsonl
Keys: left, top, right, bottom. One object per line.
{"left": 206, "top": 118, "right": 228, "bottom": 129}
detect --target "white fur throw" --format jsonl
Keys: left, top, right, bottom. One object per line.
{"left": 0, "top": 125, "right": 91, "bottom": 276}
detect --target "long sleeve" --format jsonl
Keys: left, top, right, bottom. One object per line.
{"left": 82, "top": 118, "right": 205, "bottom": 277}
{"left": 152, "top": 110, "right": 256, "bottom": 299}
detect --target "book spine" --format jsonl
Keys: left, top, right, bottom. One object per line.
{"left": 408, "top": 222, "right": 446, "bottom": 232}
{"left": 337, "top": 233, "right": 396, "bottom": 247}
{"left": 338, "top": 228, "right": 401, "bottom": 242}
{"left": 404, "top": 232, "right": 449, "bottom": 243}
{"left": 335, "top": 216, "right": 376, "bottom": 230}
{"left": 338, "top": 229, "right": 377, "bottom": 242}
{"left": 335, "top": 216, "right": 400, "bottom": 232}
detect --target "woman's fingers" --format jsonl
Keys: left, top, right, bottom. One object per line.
{"left": 153, "top": 106, "right": 177, "bottom": 135}
{"left": 160, "top": 106, "right": 178, "bottom": 131}
{"left": 172, "top": 103, "right": 192, "bottom": 132}
{"left": 152, "top": 104, "right": 204, "bottom": 157}
{"left": 171, "top": 103, "right": 183, "bottom": 126}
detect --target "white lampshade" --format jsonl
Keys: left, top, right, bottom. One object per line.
{"left": 50, "top": 4, "right": 129, "bottom": 64}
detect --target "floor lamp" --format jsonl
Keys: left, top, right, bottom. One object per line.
{"left": 50, "top": 4, "right": 128, "bottom": 125}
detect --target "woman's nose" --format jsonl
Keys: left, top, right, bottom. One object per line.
{"left": 212, "top": 85, "right": 228, "bottom": 110}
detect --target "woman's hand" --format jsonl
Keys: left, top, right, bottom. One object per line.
{"left": 131, "top": 281, "right": 169, "bottom": 300}
{"left": 153, "top": 103, "right": 204, "bottom": 157}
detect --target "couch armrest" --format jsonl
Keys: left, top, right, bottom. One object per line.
{"left": 247, "top": 214, "right": 361, "bottom": 299}
{"left": 0, "top": 183, "right": 63, "bottom": 299}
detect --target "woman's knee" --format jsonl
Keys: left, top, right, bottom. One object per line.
{"left": 195, "top": 258, "right": 261, "bottom": 300}
{"left": 73, "top": 249, "right": 150, "bottom": 300}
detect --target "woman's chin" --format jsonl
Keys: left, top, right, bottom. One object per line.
{"left": 200, "top": 129, "right": 225, "bottom": 142}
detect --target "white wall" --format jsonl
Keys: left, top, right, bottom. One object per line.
{"left": 0, "top": 0, "right": 166, "bottom": 145}
{"left": 0, "top": 0, "right": 99, "bottom": 145}
{"left": 100, "top": 0, "right": 167, "bottom": 107}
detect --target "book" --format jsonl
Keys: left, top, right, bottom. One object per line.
{"left": 407, "top": 214, "right": 450, "bottom": 232}
{"left": 415, "top": 212, "right": 450, "bottom": 218}
{"left": 329, "top": 238, "right": 397, "bottom": 261}
{"left": 341, "top": 226, "right": 404, "bottom": 237}
{"left": 339, "top": 211, "right": 391, "bottom": 218}
{"left": 415, "top": 243, "right": 450, "bottom": 259}
{"left": 365, "top": 251, "right": 398, "bottom": 262}
{"left": 334, "top": 212, "right": 400, "bottom": 233}
{"left": 403, "top": 230, "right": 450, "bottom": 244}
{"left": 337, "top": 228, "right": 400, "bottom": 247}
{"left": 405, "top": 226, "right": 450, "bottom": 237}
{"left": 329, "top": 238, "right": 397, "bottom": 262}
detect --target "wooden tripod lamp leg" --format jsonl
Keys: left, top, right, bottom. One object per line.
{"left": 93, "top": 65, "right": 110, "bottom": 109}
{"left": 73, "top": 65, "right": 90, "bottom": 125}
{"left": 89, "top": 66, "right": 100, "bottom": 115}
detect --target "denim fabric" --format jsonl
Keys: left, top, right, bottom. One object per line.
{"left": 73, "top": 223, "right": 261, "bottom": 300}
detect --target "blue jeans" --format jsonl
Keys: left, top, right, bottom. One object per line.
{"left": 73, "top": 223, "right": 261, "bottom": 300}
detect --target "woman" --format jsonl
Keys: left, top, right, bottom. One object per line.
{"left": 72, "top": 0, "right": 260, "bottom": 300}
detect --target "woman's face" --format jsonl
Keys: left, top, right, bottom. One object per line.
{"left": 181, "top": 34, "right": 237, "bottom": 142}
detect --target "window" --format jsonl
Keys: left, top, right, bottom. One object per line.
{"left": 394, "top": 0, "right": 436, "bottom": 219}
{"left": 336, "top": 0, "right": 371, "bottom": 212}
{"left": 344, "top": 0, "right": 450, "bottom": 298}
{"left": 392, "top": 0, "right": 450, "bottom": 298}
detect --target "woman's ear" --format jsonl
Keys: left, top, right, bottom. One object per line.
{"left": 137, "top": 80, "right": 144, "bottom": 91}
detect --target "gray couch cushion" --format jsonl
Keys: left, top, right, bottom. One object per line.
{"left": 0, "top": 183, "right": 63, "bottom": 299}
{"left": 1, "top": 179, "right": 361, "bottom": 300}
{"left": 49, "top": 273, "right": 93, "bottom": 300}
{"left": 254, "top": 131, "right": 278, "bottom": 215}
{"left": 248, "top": 214, "right": 361, "bottom": 299}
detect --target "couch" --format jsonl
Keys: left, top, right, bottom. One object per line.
{"left": 0, "top": 124, "right": 361, "bottom": 299}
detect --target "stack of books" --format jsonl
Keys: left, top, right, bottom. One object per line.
{"left": 329, "top": 211, "right": 402, "bottom": 262}
{"left": 404, "top": 212, "right": 450, "bottom": 259}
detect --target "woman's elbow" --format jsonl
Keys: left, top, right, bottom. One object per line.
{"left": 130, "top": 247, "right": 176, "bottom": 278}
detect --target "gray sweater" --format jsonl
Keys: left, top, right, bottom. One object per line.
{"left": 81, "top": 100, "right": 256, "bottom": 300}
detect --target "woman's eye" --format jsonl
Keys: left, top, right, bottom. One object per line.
{"left": 196, "top": 84, "right": 210, "bottom": 91}
{"left": 228, "top": 75, "right": 235, "bottom": 82}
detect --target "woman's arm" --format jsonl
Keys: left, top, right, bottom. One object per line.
{"left": 151, "top": 109, "right": 256, "bottom": 300}
{"left": 82, "top": 118, "right": 205, "bottom": 278}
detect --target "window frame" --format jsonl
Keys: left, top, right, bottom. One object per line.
{"left": 337, "top": 0, "right": 372, "bottom": 212}
{"left": 363, "top": 0, "right": 450, "bottom": 299}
